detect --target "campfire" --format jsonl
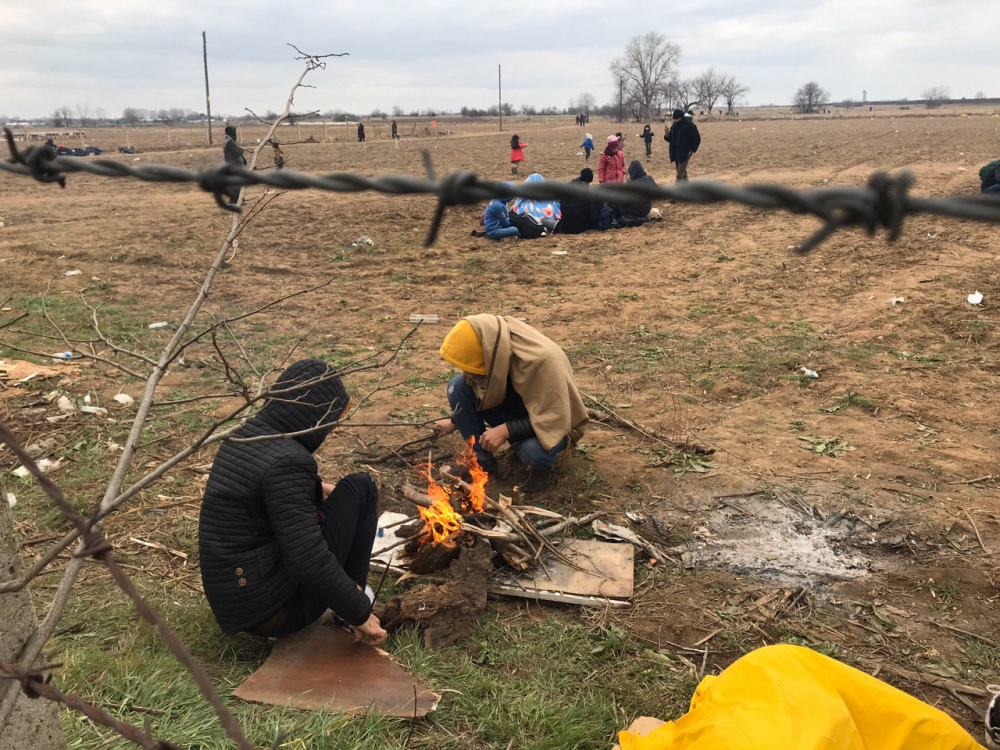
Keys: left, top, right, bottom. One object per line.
{"left": 398, "top": 438, "right": 598, "bottom": 575}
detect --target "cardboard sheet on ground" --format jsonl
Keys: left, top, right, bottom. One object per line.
{"left": 373, "top": 512, "right": 634, "bottom": 607}
{"left": 232, "top": 623, "right": 440, "bottom": 717}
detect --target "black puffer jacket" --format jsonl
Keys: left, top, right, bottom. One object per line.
{"left": 198, "top": 359, "right": 371, "bottom": 634}
{"left": 665, "top": 118, "right": 701, "bottom": 164}
{"left": 621, "top": 161, "right": 655, "bottom": 220}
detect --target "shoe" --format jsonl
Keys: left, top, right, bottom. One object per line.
{"left": 520, "top": 467, "right": 553, "bottom": 493}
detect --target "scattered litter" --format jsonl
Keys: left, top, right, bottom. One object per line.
{"left": 926, "top": 233, "right": 937, "bottom": 238}
{"left": 625, "top": 511, "right": 646, "bottom": 523}
{"left": 958, "top": 167, "right": 966, "bottom": 172}
{"left": 51, "top": 352, "right": 75, "bottom": 360}
{"left": 84, "top": 394, "right": 91, "bottom": 404}
{"left": 408, "top": 314, "right": 439, "bottom": 324}
{"left": 79, "top": 405, "right": 108, "bottom": 415}
{"left": 351, "top": 235, "right": 375, "bottom": 247}
{"left": 12, "top": 458, "right": 60, "bottom": 479}
{"left": 967, "top": 291, "right": 984, "bottom": 305}
{"left": 56, "top": 395, "right": 75, "bottom": 412}
{"left": 887, "top": 296, "right": 905, "bottom": 305}
{"left": 786, "top": 244, "right": 800, "bottom": 252}
{"left": 799, "top": 367, "right": 819, "bottom": 379}
{"left": 823, "top": 178, "right": 829, "bottom": 184}
{"left": 551, "top": 250, "right": 568, "bottom": 256}
{"left": 147, "top": 321, "right": 170, "bottom": 329}
{"left": 61, "top": 270, "right": 82, "bottom": 277}
{"left": 5, "top": 493, "right": 14, "bottom": 508}
{"left": 113, "top": 393, "right": 135, "bottom": 407}
{"left": 577, "top": 151, "right": 584, "bottom": 156}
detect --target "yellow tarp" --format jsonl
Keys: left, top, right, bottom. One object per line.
{"left": 619, "top": 645, "right": 984, "bottom": 750}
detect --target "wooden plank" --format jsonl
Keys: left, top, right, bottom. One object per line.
{"left": 232, "top": 623, "right": 439, "bottom": 718}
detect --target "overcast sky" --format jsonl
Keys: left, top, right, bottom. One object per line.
{"left": 2, "top": 0, "right": 996, "bottom": 119}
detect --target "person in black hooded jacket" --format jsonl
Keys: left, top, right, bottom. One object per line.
{"left": 619, "top": 160, "right": 656, "bottom": 226}
{"left": 198, "top": 358, "right": 386, "bottom": 644}
{"left": 664, "top": 109, "right": 701, "bottom": 181}
{"left": 222, "top": 125, "right": 247, "bottom": 206}
{"left": 556, "top": 168, "right": 599, "bottom": 234}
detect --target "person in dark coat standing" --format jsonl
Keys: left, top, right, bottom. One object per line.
{"left": 222, "top": 125, "right": 247, "bottom": 206}
{"left": 198, "top": 359, "right": 386, "bottom": 645}
{"left": 270, "top": 139, "right": 285, "bottom": 170}
{"left": 639, "top": 124, "right": 655, "bottom": 157}
{"left": 357, "top": 122, "right": 366, "bottom": 142}
{"left": 665, "top": 109, "right": 701, "bottom": 181}
{"left": 556, "top": 168, "right": 599, "bottom": 234}
{"left": 619, "top": 160, "right": 656, "bottom": 226}
{"left": 391, "top": 119, "right": 399, "bottom": 139}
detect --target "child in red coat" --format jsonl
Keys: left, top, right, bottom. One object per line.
{"left": 510, "top": 134, "right": 527, "bottom": 175}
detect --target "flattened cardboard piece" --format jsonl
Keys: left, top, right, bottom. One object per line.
{"left": 494, "top": 539, "right": 634, "bottom": 600}
{"left": 372, "top": 513, "right": 634, "bottom": 607}
{"left": 232, "top": 623, "right": 439, "bottom": 718}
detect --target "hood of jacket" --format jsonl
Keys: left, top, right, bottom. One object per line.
{"left": 256, "top": 359, "right": 349, "bottom": 453}
{"left": 628, "top": 160, "right": 647, "bottom": 180}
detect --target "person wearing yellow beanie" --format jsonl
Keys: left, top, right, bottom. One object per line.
{"left": 434, "top": 315, "right": 589, "bottom": 492}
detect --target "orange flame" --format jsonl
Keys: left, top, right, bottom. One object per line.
{"left": 416, "top": 464, "right": 462, "bottom": 547}
{"left": 459, "top": 437, "right": 489, "bottom": 513}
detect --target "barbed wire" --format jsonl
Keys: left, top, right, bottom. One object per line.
{"left": 4, "top": 128, "right": 1000, "bottom": 253}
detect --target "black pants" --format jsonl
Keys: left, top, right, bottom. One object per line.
{"left": 251, "top": 473, "right": 379, "bottom": 637}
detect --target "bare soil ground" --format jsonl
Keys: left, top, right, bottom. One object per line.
{"left": 2, "top": 112, "right": 999, "bottom": 739}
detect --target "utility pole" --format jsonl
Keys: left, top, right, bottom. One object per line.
{"left": 498, "top": 64, "right": 502, "bottom": 132}
{"left": 203, "top": 31, "right": 213, "bottom": 145}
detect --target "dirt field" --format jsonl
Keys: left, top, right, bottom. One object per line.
{"left": 2, "top": 112, "right": 999, "bottom": 744}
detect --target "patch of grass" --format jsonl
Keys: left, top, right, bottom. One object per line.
{"left": 789, "top": 420, "right": 806, "bottom": 432}
{"left": 54, "top": 584, "right": 695, "bottom": 750}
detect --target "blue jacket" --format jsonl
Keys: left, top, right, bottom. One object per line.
{"left": 484, "top": 199, "right": 512, "bottom": 236}
{"left": 581, "top": 137, "right": 595, "bottom": 150}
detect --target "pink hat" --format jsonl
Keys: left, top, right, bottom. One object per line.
{"left": 607, "top": 135, "right": 618, "bottom": 143}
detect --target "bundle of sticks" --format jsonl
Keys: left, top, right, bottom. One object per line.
{"left": 395, "top": 463, "right": 601, "bottom": 574}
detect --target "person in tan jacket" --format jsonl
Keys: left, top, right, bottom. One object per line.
{"left": 433, "top": 315, "right": 589, "bottom": 492}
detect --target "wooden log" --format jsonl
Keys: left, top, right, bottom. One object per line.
{"left": 401, "top": 484, "right": 432, "bottom": 508}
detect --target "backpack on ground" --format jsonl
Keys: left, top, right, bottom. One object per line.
{"left": 509, "top": 212, "right": 547, "bottom": 239}
{"left": 979, "top": 159, "right": 1000, "bottom": 186}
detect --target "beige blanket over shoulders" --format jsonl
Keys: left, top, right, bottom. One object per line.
{"left": 466, "top": 314, "right": 588, "bottom": 451}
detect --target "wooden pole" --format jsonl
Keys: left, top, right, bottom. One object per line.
{"left": 123, "top": 125, "right": 130, "bottom": 149}
{"left": 202, "top": 31, "right": 213, "bottom": 145}
{"left": 324, "top": 121, "right": 329, "bottom": 142}
{"left": 498, "top": 64, "right": 503, "bottom": 132}
{"left": 166, "top": 126, "right": 171, "bottom": 146}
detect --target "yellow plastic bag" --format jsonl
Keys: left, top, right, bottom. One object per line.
{"left": 619, "top": 645, "right": 984, "bottom": 750}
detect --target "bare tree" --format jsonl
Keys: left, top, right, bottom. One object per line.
{"left": 922, "top": 85, "right": 949, "bottom": 108}
{"left": 720, "top": 74, "right": 749, "bottom": 115}
{"left": 576, "top": 92, "right": 597, "bottom": 115}
{"left": 793, "top": 81, "right": 829, "bottom": 114}
{"left": 94, "top": 107, "right": 106, "bottom": 124}
{"left": 50, "top": 107, "right": 73, "bottom": 128}
{"left": 75, "top": 103, "right": 90, "bottom": 127}
{"left": 975, "top": 90, "right": 986, "bottom": 101}
{"left": 691, "top": 69, "right": 724, "bottom": 114}
{"left": 610, "top": 32, "right": 681, "bottom": 120}
{"left": 392, "top": 105, "right": 404, "bottom": 117}
{"left": 121, "top": 108, "right": 142, "bottom": 126}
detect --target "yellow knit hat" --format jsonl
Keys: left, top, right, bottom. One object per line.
{"left": 439, "top": 319, "right": 487, "bottom": 375}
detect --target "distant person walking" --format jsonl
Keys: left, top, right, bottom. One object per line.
{"left": 357, "top": 122, "right": 366, "bottom": 143}
{"left": 639, "top": 124, "right": 655, "bottom": 158}
{"left": 510, "top": 134, "right": 527, "bottom": 175}
{"left": 222, "top": 125, "right": 247, "bottom": 206}
{"left": 391, "top": 119, "right": 399, "bottom": 139}
{"left": 665, "top": 108, "right": 701, "bottom": 182}
{"left": 580, "top": 132, "right": 595, "bottom": 160}
{"left": 598, "top": 135, "right": 625, "bottom": 185}
{"left": 270, "top": 139, "right": 285, "bottom": 170}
